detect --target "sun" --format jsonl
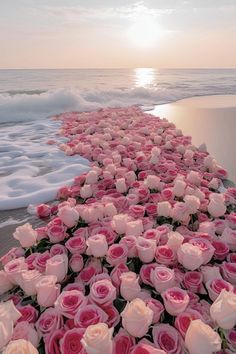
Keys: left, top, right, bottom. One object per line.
{"left": 127, "top": 20, "right": 163, "bottom": 48}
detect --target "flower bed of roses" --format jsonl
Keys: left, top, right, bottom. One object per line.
{"left": 1, "top": 106, "right": 236, "bottom": 354}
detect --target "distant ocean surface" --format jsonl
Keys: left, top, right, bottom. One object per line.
{"left": 0, "top": 68, "right": 236, "bottom": 211}
{"left": 0, "top": 68, "right": 236, "bottom": 123}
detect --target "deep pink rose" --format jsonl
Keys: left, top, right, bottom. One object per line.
{"left": 140, "top": 263, "right": 159, "bottom": 286}
{"left": 36, "top": 308, "right": 63, "bottom": 337}
{"left": 120, "top": 236, "right": 137, "bottom": 258}
{"left": 106, "top": 244, "right": 128, "bottom": 266}
{"left": 33, "top": 251, "right": 50, "bottom": 273}
{"left": 37, "top": 204, "right": 51, "bottom": 218}
{"left": 212, "top": 240, "right": 229, "bottom": 260}
{"left": 55, "top": 290, "right": 88, "bottom": 319}
{"left": 65, "top": 236, "right": 86, "bottom": 254}
{"left": 162, "top": 287, "right": 189, "bottom": 316}
{"left": 77, "top": 266, "right": 98, "bottom": 285}
{"left": 129, "top": 205, "right": 146, "bottom": 218}
{"left": 74, "top": 304, "right": 108, "bottom": 328}
{"left": 47, "top": 223, "right": 67, "bottom": 243}
{"left": 145, "top": 204, "right": 158, "bottom": 217}
{"left": 60, "top": 328, "right": 86, "bottom": 354}
{"left": 103, "top": 305, "right": 120, "bottom": 327}
{"left": 50, "top": 244, "right": 68, "bottom": 257}
{"left": 155, "top": 246, "right": 176, "bottom": 266}
{"left": 152, "top": 324, "right": 183, "bottom": 354}
{"left": 175, "top": 310, "right": 202, "bottom": 338}
{"left": 45, "top": 328, "right": 66, "bottom": 354}
{"left": 17, "top": 305, "right": 38, "bottom": 324}
{"left": 113, "top": 329, "right": 135, "bottom": 354}
{"left": 183, "top": 272, "right": 203, "bottom": 293}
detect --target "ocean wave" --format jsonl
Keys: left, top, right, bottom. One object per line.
{"left": 0, "top": 87, "right": 183, "bottom": 123}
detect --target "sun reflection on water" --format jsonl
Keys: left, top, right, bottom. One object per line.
{"left": 134, "top": 68, "right": 156, "bottom": 88}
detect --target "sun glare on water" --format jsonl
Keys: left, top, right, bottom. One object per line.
{"left": 127, "top": 20, "right": 163, "bottom": 48}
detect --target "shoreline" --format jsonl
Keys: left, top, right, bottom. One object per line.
{"left": 0, "top": 94, "right": 235, "bottom": 256}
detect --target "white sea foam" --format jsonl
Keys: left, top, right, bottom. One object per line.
{"left": 0, "top": 87, "right": 180, "bottom": 123}
{"left": 0, "top": 119, "right": 90, "bottom": 210}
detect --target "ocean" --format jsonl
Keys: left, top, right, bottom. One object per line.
{"left": 0, "top": 68, "right": 236, "bottom": 211}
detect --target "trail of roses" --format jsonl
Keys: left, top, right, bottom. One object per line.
{"left": 1, "top": 106, "right": 236, "bottom": 354}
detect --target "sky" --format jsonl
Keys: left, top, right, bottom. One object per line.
{"left": 0, "top": 0, "right": 236, "bottom": 69}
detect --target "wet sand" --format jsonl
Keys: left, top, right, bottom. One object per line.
{"left": 0, "top": 94, "right": 235, "bottom": 257}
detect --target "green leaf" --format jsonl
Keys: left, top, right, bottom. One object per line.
{"left": 222, "top": 179, "right": 235, "bottom": 188}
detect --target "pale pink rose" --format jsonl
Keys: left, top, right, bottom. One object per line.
{"left": 86, "top": 170, "right": 98, "bottom": 184}
{"left": 0, "top": 301, "right": 22, "bottom": 350}
{"left": 80, "top": 184, "right": 93, "bottom": 199}
{"left": 198, "top": 221, "right": 216, "bottom": 236}
{"left": 152, "top": 324, "right": 183, "bottom": 354}
{"left": 113, "top": 329, "right": 135, "bottom": 354}
{"left": 2, "top": 339, "right": 39, "bottom": 354}
{"left": 89, "top": 279, "right": 116, "bottom": 307}
{"left": 45, "top": 254, "right": 68, "bottom": 282}
{"left": 120, "top": 236, "right": 137, "bottom": 257}
{"left": 47, "top": 223, "right": 67, "bottom": 243}
{"left": 175, "top": 310, "right": 202, "bottom": 338}
{"left": 74, "top": 304, "right": 108, "bottom": 328}
{"left": 121, "top": 298, "right": 153, "bottom": 338}
{"left": 145, "top": 298, "right": 164, "bottom": 324}
{"left": 58, "top": 206, "right": 79, "bottom": 228}
{"left": 157, "top": 201, "right": 171, "bottom": 218}
{"left": 183, "top": 271, "right": 203, "bottom": 293}
{"left": 177, "top": 243, "right": 204, "bottom": 271}
{"left": 171, "top": 202, "right": 190, "bottom": 224}
{"left": 37, "top": 204, "right": 51, "bottom": 218}
{"left": 143, "top": 229, "right": 160, "bottom": 243}
{"left": 187, "top": 171, "right": 201, "bottom": 186}
{"left": 65, "top": 235, "right": 86, "bottom": 254}
{"left": 136, "top": 237, "right": 156, "bottom": 263}
{"left": 91, "top": 226, "right": 117, "bottom": 245}
{"left": 162, "top": 287, "right": 189, "bottom": 316}
{"left": 120, "top": 272, "right": 141, "bottom": 301}
{"left": 60, "top": 328, "right": 86, "bottom": 354}
{"left": 210, "top": 290, "right": 236, "bottom": 329}
{"left": 104, "top": 202, "right": 117, "bottom": 217}
{"left": 150, "top": 266, "right": 175, "bottom": 293}
{"left": 13, "top": 223, "right": 37, "bottom": 248}
{"left": 19, "top": 269, "right": 42, "bottom": 296}
{"left": 184, "top": 195, "right": 200, "bottom": 214}
{"left": 36, "top": 275, "right": 60, "bottom": 307}
{"left": 201, "top": 265, "right": 222, "bottom": 283}
{"left": 167, "top": 231, "right": 184, "bottom": 252}
{"left": 221, "top": 262, "right": 236, "bottom": 285}
{"left": 221, "top": 227, "right": 236, "bottom": 251}
{"left": 212, "top": 240, "right": 229, "bottom": 260}
{"left": 206, "top": 278, "right": 234, "bottom": 301}
{"left": 214, "top": 218, "right": 227, "bottom": 234}
{"left": 86, "top": 234, "right": 108, "bottom": 258}
{"left": 17, "top": 305, "right": 38, "bottom": 324}
{"left": 55, "top": 290, "right": 87, "bottom": 319}
{"left": 50, "top": 244, "right": 68, "bottom": 257}
{"left": 208, "top": 193, "right": 226, "bottom": 218}
{"left": 111, "top": 214, "right": 129, "bottom": 234}
{"left": 0, "top": 247, "right": 25, "bottom": 267}
{"left": 126, "top": 193, "right": 139, "bottom": 205}
{"left": 227, "top": 253, "right": 236, "bottom": 262}
{"left": 155, "top": 246, "right": 176, "bottom": 266}
{"left": 173, "top": 179, "right": 186, "bottom": 197}
{"left": 33, "top": 251, "right": 50, "bottom": 273}
{"left": 110, "top": 263, "right": 129, "bottom": 288}
{"left": 12, "top": 321, "right": 39, "bottom": 348}
{"left": 129, "top": 205, "right": 145, "bottom": 218}
{"left": 125, "top": 220, "right": 144, "bottom": 237}
{"left": 4, "top": 257, "right": 28, "bottom": 285}
{"left": 185, "top": 320, "right": 221, "bottom": 354}
{"left": 115, "top": 178, "right": 128, "bottom": 193}
{"left": 144, "top": 175, "right": 160, "bottom": 189}
{"left": 81, "top": 323, "right": 113, "bottom": 354}
{"left": 69, "top": 254, "right": 84, "bottom": 272}
{"left": 36, "top": 308, "right": 63, "bottom": 337}
{"left": 0, "top": 270, "right": 14, "bottom": 295}
{"left": 189, "top": 238, "right": 215, "bottom": 264}
{"left": 106, "top": 244, "right": 128, "bottom": 266}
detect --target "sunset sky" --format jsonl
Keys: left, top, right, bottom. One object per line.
{"left": 0, "top": 0, "right": 236, "bottom": 69}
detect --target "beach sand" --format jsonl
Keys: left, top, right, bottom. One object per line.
{"left": 0, "top": 94, "right": 235, "bottom": 257}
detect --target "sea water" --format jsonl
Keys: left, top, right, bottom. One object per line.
{"left": 0, "top": 68, "right": 236, "bottom": 210}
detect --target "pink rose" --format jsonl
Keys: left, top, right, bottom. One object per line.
{"left": 157, "top": 201, "right": 172, "bottom": 218}
{"left": 111, "top": 214, "right": 129, "bottom": 234}
{"left": 45, "top": 328, "right": 66, "bottom": 354}
{"left": 110, "top": 263, "right": 129, "bottom": 288}
{"left": 103, "top": 305, "right": 120, "bottom": 327}
{"left": 91, "top": 226, "right": 117, "bottom": 245}
{"left": 130, "top": 343, "right": 166, "bottom": 354}
{"left": 136, "top": 237, "right": 156, "bottom": 263}
{"left": 50, "top": 244, "right": 68, "bottom": 257}
{"left": 177, "top": 243, "right": 204, "bottom": 271}
{"left": 189, "top": 238, "right": 215, "bottom": 264}
{"left": 129, "top": 205, "right": 145, "bottom": 218}
{"left": 0, "top": 301, "right": 22, "bottom": 350}
{"left": 81, "top": 323, "right": 113, "bottom": 354}
{"left": 36, "top": 275, "right": 60, "bottom": 307}
{"left": 0, "top": 247, "right": 25, "bottom": 267}
{"left": 143, "top": 229, "right": 160, "bottom": 243}
{"left": 151, "top": 265, "right": 176, "bottom": 293}
{"left": 115, "top": 177, "right": 128, "bottom": 193}
{"left": 19, "top": 269, "right": 42, "bottom": 296}
{"left": 145, "top": 299, "right": 164, "bottom": 324}
{"left": 206, "top": 278, "right": 234, "bottom": 301}
{"left": 162, "top": 287, "right": 189, "bottom": 316}
{"left": 69, "top": 254, "right": 84, "bottom": 272}
{"left": 77, "top": 265, "right": 98, "bottom": 285}
{"left": 17, "top": 305, "right": 38, "bottom": 324}
{"left": 221, "top": 262, "right": 236, "bottom": 285}
{"left": 46, "top": 254, "right": 68, "bottom": 282}
{"left": 113, "top": 329, "right": 135, "bottom": 354}
{"left": 74, "top": 304, "right": 108, "bottom": 328}
{"left": 0, "top": 270, "right": 13, "bottom": 295}
{"left": 89, "top": 279, "right": 116, "bottom": 307}
{"left": 55, "top": 290, "right": 87, "bottom": 319}
{"left": 33, "top": 251, "right": 50, "bottom": 273}
{"left": 4, "top": 257, "right": 28, "bottom": 285}
{"left": 125, "top": 220, "right": 144, "bottom": 237}
{"left": 152, "top": 324, "right": 183, "bottom": 354}
{"left": 155, "top": 246, "right": 175, "bottom": 266}
{"left": 47, "top": 223, "right": 67, "bottom": 243}
{"left": 37, "top": 204, "right": 51, "bottom": 218}
{"left": 65, "top": 236, "right": 86, "bottom": 254}
{"left": 12, "top": 321, "right": 39, "bottom": 348}
{"left": 60, "top": 328, "right": 86, "bottom": 354}
{"left": 208, "top": 193, "right": 226, "bottom": 218}
{"left": 140, "top": 263, "right": 159, "bottom": 286}
{"left": 106, "top": 244, "right": 128, "bottom": 266}
{"left": 212, "top": 240, "right": 229, "bottom": 260}
{"left": 221, "top": 227, "right": 236, "bottom": 251}
{"left": 175, "top": 310, "right": 202, "bottom": 338}
{"left": 86, "top": 234, "right": 108, "bottom": 258}
{"left": 183, "top": 271, "right": 203, "bottom": 293}
{"left": 120, "top": 236, "right": 137, "bottom": 257}
{"left": 13, "top": 223, "right": 37, "bottom": 248}
{"left": 120, "top": 272, "right": 141, "bottom": 301}
{"left": 80, "top": 184, "right": 93, "bottom": 199}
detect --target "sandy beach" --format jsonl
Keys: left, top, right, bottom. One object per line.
{"left": 0, "top": 94, "right": 235, "bottom": 257}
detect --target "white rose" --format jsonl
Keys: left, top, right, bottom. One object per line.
{"left": 13, "top": 223, "right": 37, "bottom": 248}
{"left": 86, "top": 234, "right": 108, "bottom": 258}
{"left": 157, "top": 201, "right": 171, "bottom": 218}
{"left": 81, "top": 323, "right": 113, "bottom": 354}
{"left": 80, "top": 185, "right": 93, "bottom": 199}
{"left": 177, "top": 243, "right": 204, "bottom": 271}
{"left": 2, "top": 339, "right": 39, "bottom": 354}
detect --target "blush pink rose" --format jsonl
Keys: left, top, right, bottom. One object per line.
{"left": 120, "top": 236, "right": 137, "bottom": 258}
{"left": 13, "top": 223, "right": 37, "bottom": 248}
{"left": 36, "top": 275, "right": 60, "bottom": 307}
{"left": 155, "top": 246, "right": 176, "bottom": 266}
{"left": 47, "top": 223, "right": 67, "bottom": 243}
{"left": 174, "top": 309, "right": 202, "bottom": 338}
{"left": 55, "top": 290, "right": 87, "bottom": 319}
{"left": 152, "top": 323, "right": 183, "bottom": 354}
{"left": 110, "top": 263, "right": 129, "bottom": 288}
{"left": 183, "top": 271, "right": 203, "bottom": 293}
{"left": 4, "top": 257, "right": 28, "bottom": 285}
{"left": 151, "top": 265, "right": 176, "bottom": 293}
{"left": 189, "top": 238, "right": 215, "bottom": 264}
{"left": 12, "top": 321, "right": 39, "bottom": 348}
{"left": 36, "top": 308, "right": 63, "bottom": 337}
{"left": 60, "top": 328, "right": 86, "bottom": 354}
{"left": 0, "top": 270, "right": 14, "bottom": 295}
{"left": 58, "top": 206, "right": 79, "bottom": 228}
{"left": 74, "top": 304, "right": 108, "bottom": 329}
{"left": 136, "top": 237, "right": 156, "bottom": 263}
{"left": 106, "top": 244, "right": 128, "bottom": 266}
{"left": 145, "top": 299, "right": 164, "bottom": 324}
{"left": 65, "top": 235, "right": 86, "bottom": 254}
{"left": 120, "top": 272, "right": 141, "bottom": 301}
{"left": 89, "top": 279, "right": 116, "bottom": 307}
{"left": 69, "top": 254, "right": 84, "bottom": 272}
{"left": 130, "top": 343, "right": 166, "bottom": 354}
{"left": 86, "top": 234, "right": 108, "bottom": 258}
{"left": 162, "top": 287, "right": 189, "bottom": 316}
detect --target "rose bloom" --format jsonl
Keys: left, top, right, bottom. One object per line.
{"left": 106, "top": 244, "right": 128, "bottom": 266}
{"left": 221, "top": 262, "right": 236, "bottom": 285}
{"left": 47, "top": 223, "right": 67, "bottom": 243}
{"left": 17, "top": 305, "right": 38, "bottom": 324}
{"left": 0, "top": 301, "right": 22, "bottom": 350}
{"left": 212, "top": 240, "right": 229, "bottom": 260}
{"left": 60, "top": 328, "right": 86, "bottom": 354}
{"left": 145, "top": 298, "right": 164, "bottom": 324}
{"left": 151, "top": 266, "right": 175, "bottom": 293}
{"left": 69, "top": 254, "right": 84, "bottom": 273}
{"left": 129, "top": 205, "right": 145, "bottom": 218}
{"left": 155, "top": 246, "right": 176, "bottom": 266}
{"left": 189, "top": 238, "right": 215, "bottom": 265}
{"left": 130, "top": 343, "right": 166, "bottom": 354}
{"left": 206, "top": 278, "right": 234, "bottom": 301}
{"left": 80, "top": 184, "right": 93, "bottom": 199}
{"left": 91, "top": 226, "right": 117, "bottom": 245}
{"left": 110, "top": 263, "right": 129, "bottom": 288}
{"left": 77, "top": 265, "right": 98, "bottom": 285}
{"left": 55, "top": 290, "right": 88, "bottom": 319}
{"left": 177, "top": 243, "right": 204, "bottom": 271}
{"left": 111, "top": 214, "right": 129, "bottom": 234}
{"left": 120, "top": 272, "right": 141, "bottom": 301}
{"left": 36, "top": 275, "right": 60, "bottom": 307}
{"left": 143, "top": 229, "right": 160, "bottom": 243}
{"left": 12, "top": 321, "right": 39, "bottom": 348}
{"left": 125, "top": 220, "right": 144, "bottom": 237}
{"left": 37, "top": 204, "right": 51, "bottom": 218}
{"left": 167, "top": 231, "right": 184, "bottom": 253}
{"left": 103, "top": 305, "right": 120, "bottom": 328}
{"left": 81, "top": 323, "right": 113, "bottom": 354}
{"left": 0, "top": 247, "right": 25, "bottom": 267}
{"left": 201, "top": 265, "right": 222, "bottom": 284}
{"left": 2, "top": 339, "right": 39, "bottom": 354}
{"left": 185, "top": 319, "right": 221, "bottom": 354}
{"left": 157, "top": 201, "right": 172, "bottom": 218}
{"left": 74, "top": 304, "right": 108, "bottom": 329}
{"left": 19, "top": 269, "right": 42, "bottom": 296}
{"left": 210, "top": 290, "right": 236, "bottom": 330}
{"left": 121, "top": 298, "right": 153, "bottom": 338}
{"left": 152, "top": 323, "right": 183, "bottom": 354}
{"left": 120, "top": 236, "right": 137, "bottom": 258}
{"left": 0, "top": 270, "right": 14, "bottom": 295}
{"left": 183, "top": 271, "right": 203, "bottom": 293}
{"left": 58, "top": 206, "right": 79, "bottom": 228}
{"left": 45, "top": 254, "right": 68, "bottom": 283}
{"left": 50, "top": 244, "right": 68, "bottom": 257}
{"left": 36, "top": 308, "right": 63, "bottom": 338}
{"left": 221, "top": 227, "right": 236, "bottom": 251}
{"left": 89, "top": 279, "right": 116, "bottom": 307}
{"left": 162, "top": 287, "right": 189, "bottom": 316}
{"left": 226, "top": 329, "right": 236, "bottom": 352}
{"left": 136, "top": 237, "right": 156, "bottom": 263}
{"left": 208, "top": 193, "right": 226, "bottom": 218}
{"left": 13, "top": 223, "right": 37, "bottom": 248}
{"left": 86, "top": 234, "right": 108, "bottom": 258}
{"left": 113, "top": 329, "right": 135, "bottom": 354}
{"left": 65, "top": 235, "right": 86, "bottom": 255}
{"left": 145, "top": 204, "right": 158, "bottom": 217}
{"left": 4, "top": 257, "right": 28, "bottom": 285}
{"left": 175, "top": 309, "right": 202, "bottom": 338}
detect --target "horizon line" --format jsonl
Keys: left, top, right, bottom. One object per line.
{"left": 0, "top": 67, "right": 236, "bottom": 70}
